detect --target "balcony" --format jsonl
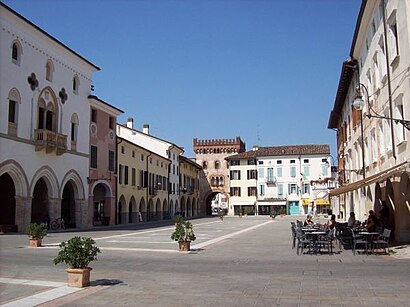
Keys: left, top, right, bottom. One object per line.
{"left": 34, "top": 129, "right": 67, "bottom": 155}
{"left": 265, "top": 176, "right": 277, "bottom": 185}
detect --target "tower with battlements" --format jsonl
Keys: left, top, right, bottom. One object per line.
{"left": 193, "top": 137, "right": 245, "bottom": 215}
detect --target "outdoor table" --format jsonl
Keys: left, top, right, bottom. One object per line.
{"left": 358, "top": 232, "right": 380, "bottom": 253}
{"left": 306, "top": 231, "right": 327, "bottom": 254}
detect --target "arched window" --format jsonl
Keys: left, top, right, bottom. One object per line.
{"left": 8, "top": 88, "right": 20, "bottom": 136}
{"left": 202, "top": 161, "right": 208, "bottom": 169}
{"left": 37, "top": 89, "right": 58, "bottom": 132}
{"left": 11, "top": 41, "right": 22, "bottom": 65}
{"left": 215, "top": 160, "right": 221, "bottom": 169}
{"left": 46, "top": 60, "right": 54, "bottom": 81}
{"left": 73, "top": 75, "right": 79, "bottom": 94}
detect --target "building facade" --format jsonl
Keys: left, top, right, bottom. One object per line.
{"left": 117, "top": 138, "right": 170, "bottom": 223}
{"left": 193, "top": 137, "right": 246, "bottom": 216}
{"left": 117, "top": 119, "right": 185, "bottom": 218}
{"left": 328, "top": 0, "right": 410, "bottom": 241}
{"left": 0, "top": 3, "right": 99, "bottom": 231}
{"left": 88, "top": 95, "right": 123, "bottom": 227}
{"left": 226, "top": 145, "right": 334, "bottom": 216}
{"left": 179, "top": 156, "right": 201, "bottom": 217}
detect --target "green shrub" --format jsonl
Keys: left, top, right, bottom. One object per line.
{"left": 26, "top": 223, "right": 48, "bottom": 239}
{"left": 53, "top": 236, "right": 101, "bottom": 269}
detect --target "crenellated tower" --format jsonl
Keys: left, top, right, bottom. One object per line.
{"left": 193, "top": 137, "right": 245, "bottom": 216}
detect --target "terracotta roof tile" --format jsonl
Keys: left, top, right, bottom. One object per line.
{"left": 225, "top": 144, "right": 330, "bottom": 160}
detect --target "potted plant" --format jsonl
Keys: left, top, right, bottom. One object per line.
{"left": 174, "top": 214, "right": 184, "bottom": 226}
{"left": 279, "top": 207, "right": 287, "bottom": 217}
{"left": 171, "top": 219, "right": 196, "bottom": 251}
{"left": 26, "top": 223, "right": 48, "bottom": 247}
{"left": 53, "top": 236, "right": 101, "bottom": 287}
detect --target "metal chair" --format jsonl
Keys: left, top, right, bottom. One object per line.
{"left": 350, "top": 228, "right": 368, "bottom": 255}
{"left": 290, "top": 222, "right": 297, "bottom": 249}
{"left": 317, "top": 229, "right": 335, "bottom": 255}
{"left": 295, "top": 229, "right": 312, "bottom": 255}
{"left": 372, "top": 228, "right": 391, "bottom": 254}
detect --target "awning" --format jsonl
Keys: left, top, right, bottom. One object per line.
{"left": 315, "top": 198, "right": 330, "bottom": 205}
{"left": 329, "top": 160, "right": 409, "bottom": 197}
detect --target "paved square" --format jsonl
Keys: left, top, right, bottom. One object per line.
{"left": 1, "top": 216, "right": 409, "bottom": 306}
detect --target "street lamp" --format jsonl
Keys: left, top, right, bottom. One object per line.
{"left": 353, "top": 83, "right": 410, "bottom": 130}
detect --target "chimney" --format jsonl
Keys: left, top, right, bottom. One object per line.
{"left": 127, "top": 117, "right": 134, "bottom": 129}
{"left": 253, "top": 145, "right": 259, "bottom": 151}
{"left": 143, "top": 124, "right": 149, "bottom": 134}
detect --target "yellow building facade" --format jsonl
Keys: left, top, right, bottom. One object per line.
{"left": 117, "top": 138, "right": 170, "bottom": 223}
{"left": 179, "top": 156, "right": 201, "bottom": 217}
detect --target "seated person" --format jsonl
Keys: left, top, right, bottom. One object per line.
{"left": 365, "top": 210, "right": 378, "bottom": 232}
{"left": 327, "top": 214, "right": 336, "bottom": 230}
{"left": 304, "top": 215, "right": 314, "bottom": 226}
{"left": 347, "top": 212, "right": 356, "bottom": 228}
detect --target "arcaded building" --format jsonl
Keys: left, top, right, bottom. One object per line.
{"left": 193, "top": 137, "right": 245, "bottom": 215}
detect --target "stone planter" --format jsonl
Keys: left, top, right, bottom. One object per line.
{"left": 178, "top": 241, "right": 191, "bottom": 252}
{"left": 29, "top": 238, "right": 42, "bottom": 247}
{"left": 66, "top": 267, "right": 92, "bottom": 287}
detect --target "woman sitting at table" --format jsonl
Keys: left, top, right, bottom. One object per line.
{"left": 365, "top": 210, "right": 379, "bottom": 232}
{"left": 304, "top": 215, "right": 314, "bottom": 226}
{"left": 327, "top": 214, "right": 336, "bottom": 230}
{"left": 347, "top": 212, "right": 356, "bottom": 228}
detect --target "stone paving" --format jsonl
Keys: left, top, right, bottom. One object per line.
{"left": 0, "top": 216, "right": 409, "bottom": 306}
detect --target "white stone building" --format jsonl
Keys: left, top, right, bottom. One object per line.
{"left": 0, "top": 3, "right": 99, "bottom": 231}
{"left": 226, "top": 145, "right": 335, "bottom": 216}
{"left": 328, "top": 0, "right": 410, "bottom": 241}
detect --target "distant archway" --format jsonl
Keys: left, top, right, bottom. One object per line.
{"left": 0, "top": 173, "right": 16, "bottom": 226}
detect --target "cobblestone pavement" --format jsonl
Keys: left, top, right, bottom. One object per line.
{"left": 0, "top": 216, "right": 409, "bottom": 307}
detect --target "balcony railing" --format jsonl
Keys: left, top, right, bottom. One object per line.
{"left": 34, "top": 129, "right": 67, "bottom": 155}
{"left": 265, "top": 176, "right": 277, "bottom": 184}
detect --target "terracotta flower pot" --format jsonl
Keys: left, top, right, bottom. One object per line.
{"left": 66, "top": 267, "right": 92, "bottom": 287}
{"left": 178, "top": 241, "right": 191, "bottom": 251}
{"left": 29, "top": 238, "right": 42, "bottom": 247}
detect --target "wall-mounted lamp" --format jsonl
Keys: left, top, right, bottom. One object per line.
{"left": 354, "top": 83, "right": 410, "bottom": 130}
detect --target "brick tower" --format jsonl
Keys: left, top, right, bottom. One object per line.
{"left": 193, "top": 137, "right": 246, "bottom": 216}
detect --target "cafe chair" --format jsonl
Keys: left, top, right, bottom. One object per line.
{"left": 317, "top": 229, "right": 335, "bottom": 255}
{"left": 350, "top": 228, "right": 368, "bottom": 255}
{"left": 372, "top": 228, "right": 391, "bottom": 254}
{"left": 290, "top": 222, "right": 297, "bottom": 249}
{"left": 296, "top": 229, "right": 312, "bottom": 255}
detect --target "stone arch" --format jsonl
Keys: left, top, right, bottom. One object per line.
{"left": 181, "top": 196, "right": 186, "bottom": 217}
{"left": 192, "top": 197, "right": 197, "bottom": 216}
{"left": 0, "top": 159, "right": 29, "bottom": 197}
{"left": 187, "top": 197, "right": 192, "bottom": 217}
{"left": 60, "top": 170, "right": 85, "bottom": 200}
{"left": 129, "top": 196, "right": 137, "bottom": 223}
{"left": 147, "top": 199, "right": 154, "bottom": 221}
{"left": 155, "top": 198, "right": 162, "bottom": 220}
{"left": 90, "top": 180, "right": 113, "bottom": 197}
{"left": 169, "top": 199, "right": 174, "bottom": 217}
{"left": 30, "top": 166, "right": 59, "bottom": 199}
{"left": 139, "top": 197, "right": 146, "bottom": 222}
{"left": 118, "top": 195, "right": 127, "bottom": 224}
{"left": 163, "top": 199, "right": 169, "bottom": 219}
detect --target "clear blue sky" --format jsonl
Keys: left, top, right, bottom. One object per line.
{"left": 4, "top": 0, "right": 361, "bottom": 158}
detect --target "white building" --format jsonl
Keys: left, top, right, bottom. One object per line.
{"left": 117, "top": 118, "right": 184, "bottom": 217}
{"left": 0, "top": 3, "right": 99, "bottom": 231}
{"left": 226, "top": 145, "right": 335, "bottom": 216}
{"left": 328, "top": 0, "right": 410, "bottom": 241}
